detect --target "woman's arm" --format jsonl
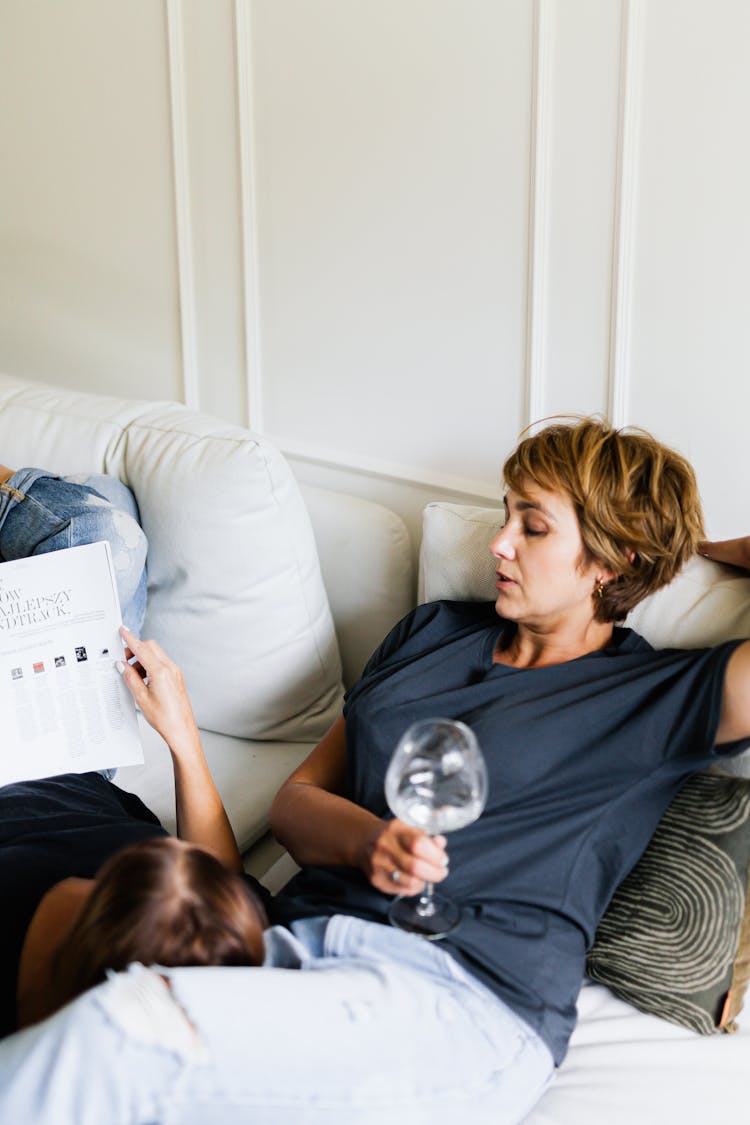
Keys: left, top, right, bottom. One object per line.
{"left": 698, "top": 536, "right": 750, "bottom": 571}
{"left": 118, "top": 627, "right": 242, "bottom": 873}
{"left": 269, "top": 716, "right": 449, "bottom": 897}
{"left": 700, "top": 536, "right": 750, "bottom": 744}
{"left": 16, "top": 878, "right": 94, "bottom": 1028}
{"left": 716, "top": 639, "right": 750, "bottom": 745}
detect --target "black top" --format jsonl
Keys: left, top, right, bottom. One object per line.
{"left": 271, "top": 600, "right": 747, "bottom": 1064}
{"left": 0, "top": 772, "right": 165, "bottom": 1038}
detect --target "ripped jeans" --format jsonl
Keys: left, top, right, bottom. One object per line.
{"left": 0, "top": 468, "right": 148, "bottom": 634}
{"left": 0, "top": 915, "right": 554, "bottom": 1125}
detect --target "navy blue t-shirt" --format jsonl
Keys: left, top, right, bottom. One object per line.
{"left": 274, "top": 600, "right": 747, "bottom": 1064}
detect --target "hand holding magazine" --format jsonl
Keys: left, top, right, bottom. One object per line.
{"left": 0, "top": 542, "right": 143, "bottom": 785}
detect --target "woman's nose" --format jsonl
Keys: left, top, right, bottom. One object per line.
{"left": 490, "top": 528, "right": 515, "bottom": 560}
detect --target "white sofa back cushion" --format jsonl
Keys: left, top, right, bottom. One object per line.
{"left": 420, "top": 501, "right": 750, "bottom": 774}
{"left": 0, "top": 374, "right": 343, "bottom": 741}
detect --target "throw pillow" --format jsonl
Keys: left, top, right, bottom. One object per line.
{"left": 586, "top": 773, "right": 750, "bottom": 1034}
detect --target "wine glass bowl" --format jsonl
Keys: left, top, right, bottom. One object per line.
{"left": 384, "top": 717, "right": 488, "bottom": 939}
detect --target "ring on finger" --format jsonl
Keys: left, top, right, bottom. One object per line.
{"left": 390, "top": 869, "right": 401, "bottom": 884}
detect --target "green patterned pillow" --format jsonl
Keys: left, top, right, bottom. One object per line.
{"left": 587, "top": 773, "right": 750, "bottom": 1034}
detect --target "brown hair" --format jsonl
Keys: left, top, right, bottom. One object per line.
{"left": 503, "top": 416, "right": 704, "bottom": 622}
{"left": 53, "top": 836, "right": 266, "bottom": 1009}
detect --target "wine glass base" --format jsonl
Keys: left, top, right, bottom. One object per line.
{"left": 388, "top": 892, "right": 461, "bottom": 940}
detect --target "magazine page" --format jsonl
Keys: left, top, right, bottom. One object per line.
{"left": 0, "top": 541, "right": 144, "bottom": 786}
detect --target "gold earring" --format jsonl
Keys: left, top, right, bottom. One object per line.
{"left": 595, "top": 579, "right": 605, "bottom": 599}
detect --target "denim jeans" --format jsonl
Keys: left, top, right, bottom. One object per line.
{"left": 0, "top": 915, "right": 554, "bottom": 1125}
{"left": 0, "top": 468, "right": 148, "bottom": 634}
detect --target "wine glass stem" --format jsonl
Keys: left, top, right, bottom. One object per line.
{"left": 415, "top": 882, "right": 436, "bottom": 918}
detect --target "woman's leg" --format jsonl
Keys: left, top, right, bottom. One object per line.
{"left": 0, "top": 925, "right": 554, "bottom": 1125}
{"left": 0, "top": 469, "right": 147, "bottom": 633}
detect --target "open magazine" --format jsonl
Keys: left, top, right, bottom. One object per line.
{"left": 0, "top": 541, "right": 144, "bottom": 786}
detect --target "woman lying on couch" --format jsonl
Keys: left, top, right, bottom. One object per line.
{"left": 0, "top": 468, "right": 266, "bottom": 1038}
{"left": 1, "top": 420, "right": 750, "bottom": 1125}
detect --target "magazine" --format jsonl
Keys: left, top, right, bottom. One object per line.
{"left": 0, "top": 541, "right": 144, "bottom": 786}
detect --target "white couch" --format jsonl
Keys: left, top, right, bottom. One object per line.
{"left": 1, "top": 373, "right": 748, "bottom": 1124}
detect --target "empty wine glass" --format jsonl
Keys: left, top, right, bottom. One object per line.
{"left": 384, "top": 717, "right": 488, "bottom": 939}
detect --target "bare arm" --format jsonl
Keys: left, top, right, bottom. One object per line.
{"left": 699, "top": 536, "right": 750, "bottom": 571}
{"left": 118, "top": 627, "right": 242, "bottom": 873}
{"left": 269, "top": 716, "right": 448, "bottom": 896}
{"left": 697, "top": 538, "right": 750, "bottom": 744}
{"left": 17, "top": 878, "right": 93, "bottom": 1028}
{"left": 0, "top": 464, "right": 13, "bottom": 484}
{"left": 716, "top": 639, "right": 750, "bottom": 745}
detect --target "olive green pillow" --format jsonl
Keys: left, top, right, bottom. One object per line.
{"left": 587, "top": 773, "right": 750, "bottom": 1034}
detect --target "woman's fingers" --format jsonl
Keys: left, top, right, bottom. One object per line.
{"left": 368, "top": 820, "right": 449, "bottom": 895}
{"left": 116, "top": 628, "right": 199, "bottom": 753}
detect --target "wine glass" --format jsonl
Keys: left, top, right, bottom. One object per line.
{"left": 384, "top": 717, "right": 488, "bottom": 939}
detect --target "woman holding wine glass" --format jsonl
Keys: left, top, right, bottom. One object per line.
{"left": 3, "top": 417, "right": 750, "bottom": 1125}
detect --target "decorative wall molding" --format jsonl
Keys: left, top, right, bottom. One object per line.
{"left": 165, "top": 0, "right": 200, "bottom": 411}
{"left": 274, "top": 434, "right": 501, "bottom": 503}
{"left": 234, "top": 0, "right": 265, "bottom": 432}
{"left": 608, "top": 0, "right": 644, "bottom": 427}
{"left": 523, "top": 0, "right": 556, "bottom": 431}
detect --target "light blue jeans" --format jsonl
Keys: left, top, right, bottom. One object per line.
{"left": 0, "top": 915, "right": 554, "bottom": 1124}
{"left": 0, "top": 468, "right": 148, "bottom": 634}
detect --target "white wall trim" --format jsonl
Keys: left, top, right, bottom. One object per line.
{"left": 523, "top": 0, "right": 556, "bottom": 432}
{"left": 235, "top": 0, "right": 265, "bottom": 432}
{"left": 165, "top": 0, "right": 200, "bottom": 411}
{"left": 608, "top": 0, "right": 644, "bottom": 427}
{"left": 273, "top": 434, "right": 501, "bottom": 503}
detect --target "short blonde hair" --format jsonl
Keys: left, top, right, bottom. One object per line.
{"left": 503, "top": 417, "right": 704, "bottom": 622}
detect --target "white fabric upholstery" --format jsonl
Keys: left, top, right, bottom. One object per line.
{"left": 526, "top": 981, "right": 750, "bottom": 1125}
{"left": 118, "top": 719, "right": 313, "bottom": 855}
{"left": 0, "top": 373, "right": 343, "bottom": 742}
{"left": 419, "top": 500, "right": 750, "bottom": 776}
{"left": 300, "top": 483, "right": 414, "bottom": 687}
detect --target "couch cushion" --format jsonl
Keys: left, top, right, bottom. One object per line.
{"left": 117, "top": 718, "right": 312, "bottom": 854}
{"left": 0, "top": 374, "right": 343, "bottom": 742}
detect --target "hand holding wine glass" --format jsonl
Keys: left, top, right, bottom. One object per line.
{"left": 384, "top": 717, "right": 488, "bottom": 939}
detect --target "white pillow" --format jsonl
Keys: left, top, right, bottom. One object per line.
{"left": 420, "top": 501, "right": 750, "bottom": 775}
{"left": 0, "top": 374, "right": 344, "bottom": 742}
{"left": 419, "top": 503, "right": 502, "bottom": 604}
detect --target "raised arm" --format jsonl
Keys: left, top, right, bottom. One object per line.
{"left": 118, "top": 627, "right": 242, "bottom": 873}
{"left": 698, "top": 535, "right": 750, "bottom": 571}
{"left": 698, "top": 536, "right": 750, "bottom": 745}
{"left": 269, "top": 717, "right": 448, "bottom": 897}
{"left": 716, "top": 639, "right": 750, "bottom": 745}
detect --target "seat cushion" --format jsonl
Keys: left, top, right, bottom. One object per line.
{"left": 117, "top": 716, "right": 313, "bottom": 855}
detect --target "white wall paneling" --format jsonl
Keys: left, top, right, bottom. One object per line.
{"left": 166, "top": 0, "right": 200, "bottom": 410}
{"left": 607, "top": 0, "right": 644, "bottom": 427}
{"left": 169, "top": 0, "right": 247, "bottom": 423}
{"left": 523, "top": 0, "right": 555, "bottom": 431}
{"left": 250, "top": 0, "right": 534, "bottom": 499}
{"left": 0, "top": 0, "right": 183, "bottom": 402}
{"left": 627, "top": 0, "right": 750, "bottom": 538}
{"left": 1, "top": 0, "right": 749, "bottom": 541}
{"left": 235, "top": 0, "right": 265, "bottom": 431}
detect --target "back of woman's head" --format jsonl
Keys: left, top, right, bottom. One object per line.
{"left": 54, "top": 837, "right": 266, "bottom": 1008}
{"left": 503, "top": 417, "right": 704, "bottom": 622}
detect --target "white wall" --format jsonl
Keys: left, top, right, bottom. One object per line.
{"left": 1, "top": 0, "right": 748, "bottom": 551}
